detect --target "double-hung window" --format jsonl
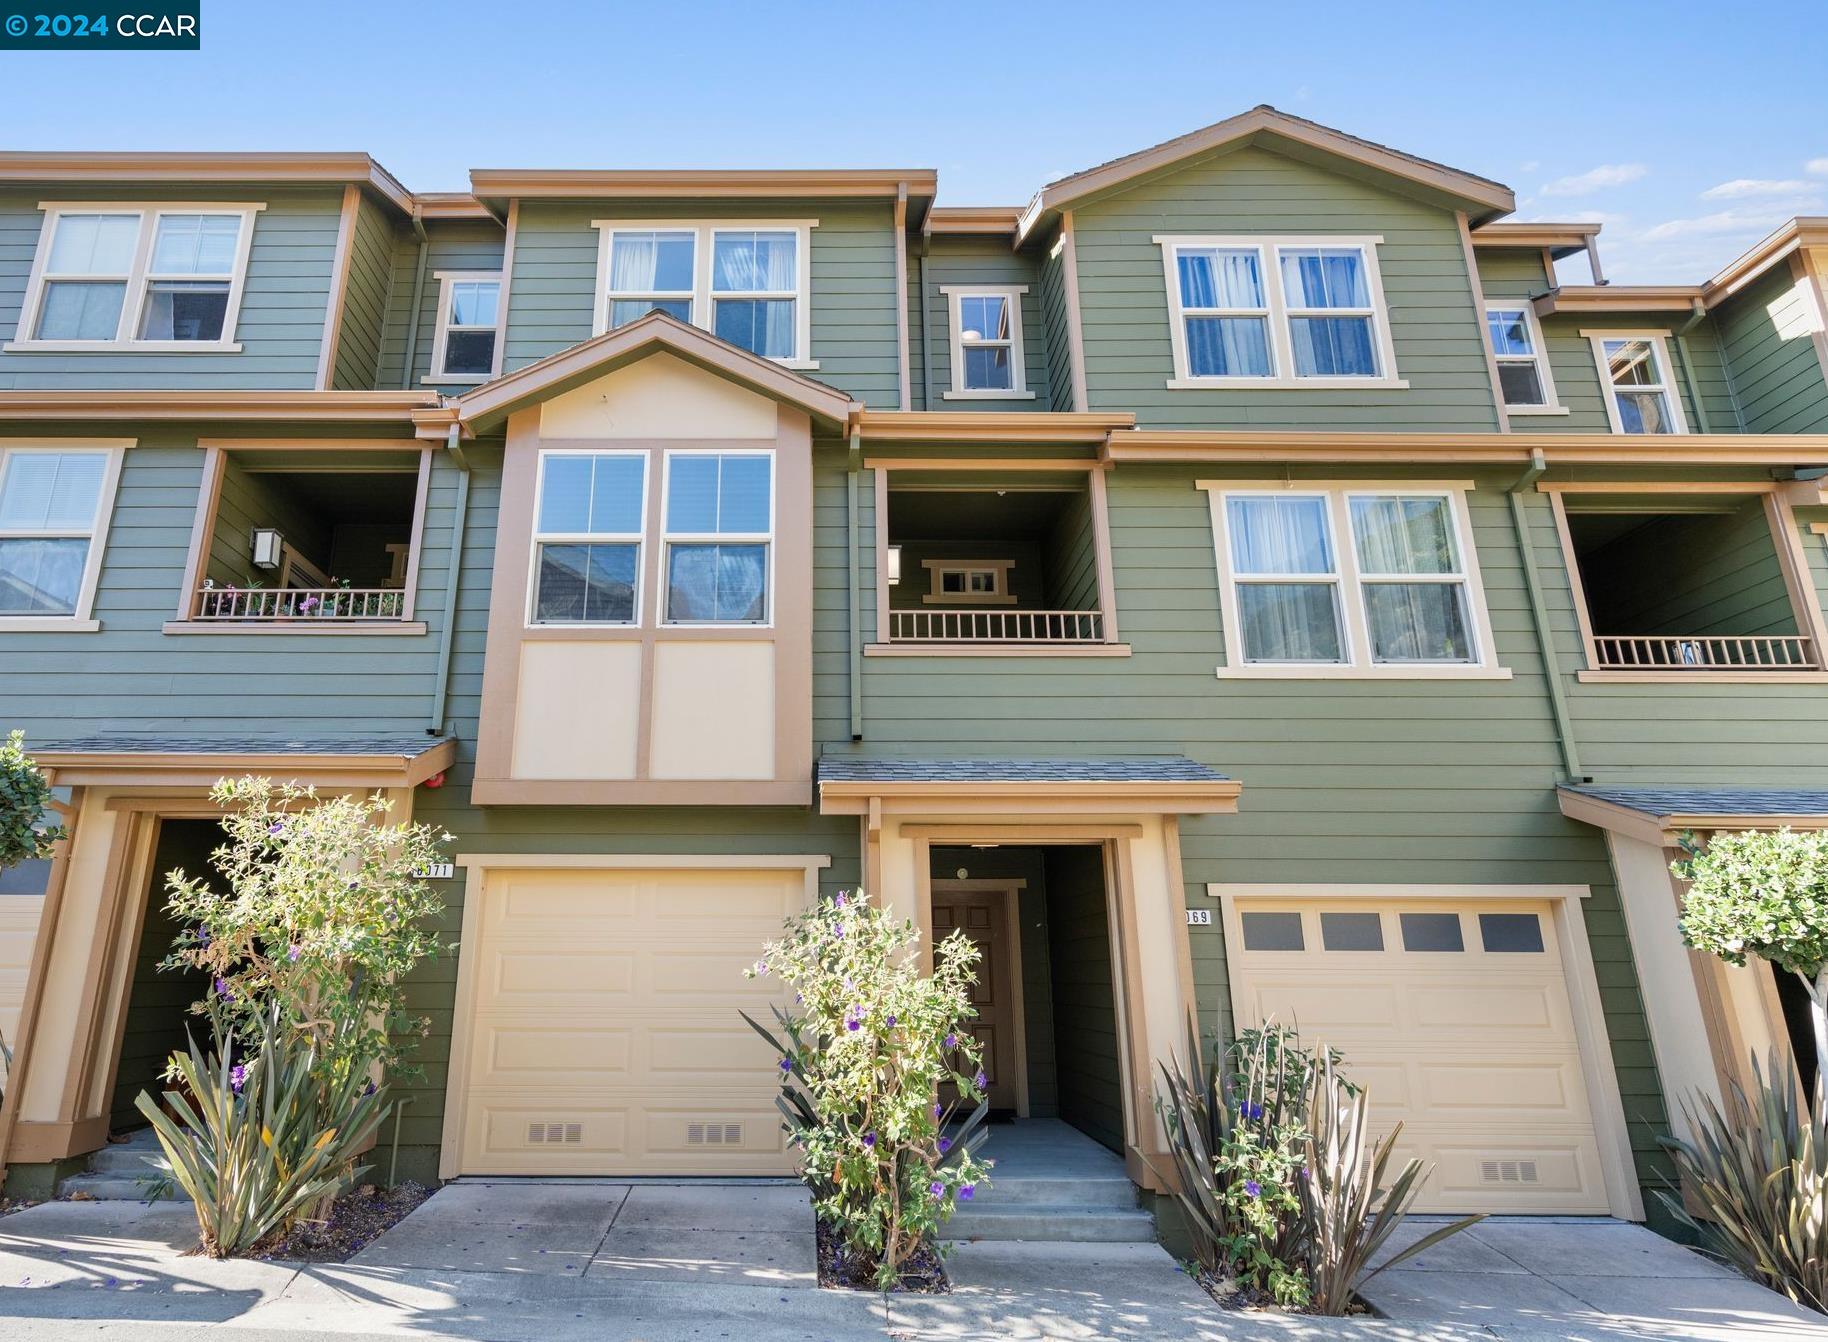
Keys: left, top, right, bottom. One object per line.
{"left": 1159, "top": 236, "right": 1400, "bottom": 387}
{"left": 1205, "top": 485, "right": 1499, "bottom": 676}
{"left": 0, "top": 445, "right": 122, "bottom": 624}
{"left": 1485, "top": 302, "right": 1560, "bottom": 412}
{"left": 662, "top": 451, "right": 773, "bottom": 625}
{"left": 12, "top": 205, "right": 260, "bottom": 350}
{"left": 594, "top": 222, "right": 815, "bottom": 365}
{"left": 941, "top": 285, "right": 1031, "bottom": 397}
{"left": 429, "top": 272, "right": 502, "bottom": 381}
{"left": 529, "top": 451, "right": 646, "bottom": 625}
{"left": 1588, "top": 332, "right": 1685, "bottom": 434}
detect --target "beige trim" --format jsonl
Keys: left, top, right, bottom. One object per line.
{"left": 0, "top": 438, "right": 128, "bottom": 631}
{"left": 1703, "top": 216, "right": 1828, "bottom": 303}
{"left": 1534, "top": 286, "right": 1703, "bottom": 316}
{"left": 0, "top": 795, "right": 78, "bottom": 1182}
{"left": 865, "top": 454, "right": 1105, "bottom": 471}
{"left": 863, "top": 642, "right": 1133, "bottom": 658}
{"left": 0, "top": 151, "right": 414, "bottom": 215}
{"left": 470, "top": 167, "right": 937, "bottom": 202}
{"left": 894, "top": 186, "right": 911, "bottom": 410}
{"left": 315, "top": 185, "right": 360, "bottom": 390}
{"left": 160, "top": 620, "right": 429, "bottom": 637}
{"left": 858, "top": 411, "right": 1132, "bottom": 444}
{"left": 1470, "top": 221, "right": 1603, "bottom": 256}
{"left": 873, "top": 466, "right": 890, "bottom": 649}
{"left": 1790, "top": 251, "right": 1828, "bottom": 388}
{"left": 1087, "top": 466, "right": 1121, "bottom": 644}
{"left": 1104, "top": 429, "right": 1828, "bottom": 467}
{"left": 31, "top": 739, "right": 455, "bottom": 790}
{"left": 1211, "top": 881, "right": 1642, "bottom": 1221}
{"left": 1769, "top": 490, "right": 1828, "bottom": 654}
{"left": 0, "top": 390, "right": 437, "bottom": 423}
{"left": 492, "top": 200, "right": 518, "bottom": 380}
{"left": 1546, "top": 490, "right": 1600, "bottom": 673}
{"left": 926, "top": 205, "right": 1022, "bottom": 236}
{"left": 819, "top": 780, "right": 1240, "bottom": 818}
{"left": 932, "top": 878, "right": 1030, "bottom": 1117}
{"left": 415, "top": 192, "right": 494, "bottom": 222}
{"left": 898, "top": 823, "right": 1146, "bottom": 840}
{"left": 1458, "top": 210, "right": 1511, "bottom": 433}
{"left": 921, "top": 557, "right": 1016, "bottom": 605}
{"left": 1060, "top": 210, "right": 1092, "bottom": 413}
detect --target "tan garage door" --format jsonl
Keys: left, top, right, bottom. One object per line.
{"left": 1226, "top": 897, "right": 1609, "bottom": 1214}
{"left": 456, "top": 866, "right": 808, "bottom": 1176}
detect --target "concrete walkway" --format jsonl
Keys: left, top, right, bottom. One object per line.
{"left": 0, "top": 1193, "right": 1823, "bottom": 1341}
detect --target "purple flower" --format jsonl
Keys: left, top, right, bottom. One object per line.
{"left": 932, "top": 1102, "right": 943, "bottom": 1120}
{"left": 973, "top": 1070, "right": 988, "bottom": 1091}
{"left": 959, "top": 1184, "right": 975, "bottom": 1202}
{"left": 267, "top": 820, "right": 285, "bottom": 836}
{"left": 833, "top": 892, "right": 847, "bottom": 910}
{"left": 287, "top": 944, "right": 301, "bottom": 963}
{"left": 779, "top": 1057, "right": 793, "bottom": 1074}
{"left": 845, "top": 1011, "right": 862, "bottom": 1032}
{"left": 884, "top": 1015, "right": 897, "bottom": 1028}
{"left": 229, "top": 1064, "right": 247, "bottom": 1094}
{"left": 212, "top": 977, "right": 231, "bottom": 999}
{"left": 929, "top": 1181, "right": 945, "bottom": 1198}
{"left": 834, "top": 923, "right": 846, "bottom": 938}
{"left": 937, "top": 1138, "right": 951, "bottom": 1154}
{"left": 862, "top": 1132, "right": 876, "bottom": 1148}
{"left": 362, "top": 1080, "right": 376, "bottom": 1097}
{"left": 1245, "top": 1180, "right": 1261, "bottom": 1199}
{"left": 1240, "top": 1100, "right": 1264, "bottom": 1122}
{"left": 944, "top": 1033, "right": 958, "bottom": 1049}
{"left": 194, "top": 927, "right": 210, "bottom": 947}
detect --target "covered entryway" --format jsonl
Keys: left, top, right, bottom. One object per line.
{"left": 442, "top": 856, "right": 827, "bottom": 1178}
{"left": 1221, "top": 888, "right": 1636, "bottom": 1216}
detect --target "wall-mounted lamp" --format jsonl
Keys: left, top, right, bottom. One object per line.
{"left": 886, "top": 545, "right": 902, "bottom": 585}
{"left": 250, "top": 527, "right": 285, "bottom": 570}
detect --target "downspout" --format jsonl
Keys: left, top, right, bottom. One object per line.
{"left": 846, "top": 425, "right": 864, "bottom": 740}
{"left": 399, "top": 205, "right": 430, "bottom": 390}
{"left": 917, "top": 229, "right": 934, "bottom": 412}
{"left": 1668, "top": 298, "right": 1712, "bottom": 434}
{"left": 427, "top": 422, "right": 471, "bottom": 737}
{"left": 1508, "top": 447, "right": 1585, "bottom": 781}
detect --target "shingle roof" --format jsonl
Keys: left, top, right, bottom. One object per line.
{"left": 1561, "top": 784, "right": 1828, "bottom": 819}
{"left": 30, "top": 733, "right": 451, "bottom": 758}
{"left": 817, "top": 756, "right": 1229, "bottom": 785}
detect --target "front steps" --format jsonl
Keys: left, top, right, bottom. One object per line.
{"left": 943, "top": 1119, "right": 1156, "bottom": 1244}
{"left": 60, "top": 1128, "right": 186, "bottom": 1202}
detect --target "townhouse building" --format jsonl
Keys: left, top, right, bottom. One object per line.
{"left": 1, "top": 107, "right": 1825, "bottom": 1239}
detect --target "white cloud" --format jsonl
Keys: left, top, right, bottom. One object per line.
{"left": 1807, "top": 157, "right": 1828, "bottom": 176}
{"left": 1518, "top": 159, "right": 1540, "bottom": 174}
{"left": 1639, "top": 207, "right": 1789, "bottom": 242}
{"left": 1539, "top": 163, "right": 1648, "bottom": 197}
{"left": 1700, "top": 177, "right": 1818, "bottom": 200}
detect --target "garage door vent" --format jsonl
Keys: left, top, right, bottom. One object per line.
{"left": 1479, "top": 1159, "right": 1540, "bottom": 1185}
{"left": 527, "top": 1121, "right": 583, "bottom": 1145}
{"left": 687, "top": 1122, "right": 743, "bottom": 1146}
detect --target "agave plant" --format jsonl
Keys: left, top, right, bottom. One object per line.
{"left": 1300, "top": 1053, "right": 1484, "bottom": 1315}
{"left": 135, "top": 1003, "right": 387, "bottom": 1257}
{"left": 1659, "top": 1051, "right": 1828, "bottom": 1314}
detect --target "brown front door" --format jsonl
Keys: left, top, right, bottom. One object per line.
{"left": 933, "top": 887, "right": 1019, "bottom": 1113}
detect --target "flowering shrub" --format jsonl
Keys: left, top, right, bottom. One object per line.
{"left": 0, "top": 730, "right": 62, "bottom": 873}
{"left": 746, "top": 890, "right": 992, "bottom": 1287}
{"left": 161, "top": 777, "right": 452, "bottom": 1089}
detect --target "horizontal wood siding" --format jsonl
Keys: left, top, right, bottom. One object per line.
{"left": 503, "top": 199, "right": 901, "bottom": 407}
{"left": 1714, "top": 265, "right": 1828, "bottom": 433}
{"left": 1071, "top": 146, "right": 1500, "bottom": 430}
{"left": 1046, "top": 844, "right": 1123, "bottom": 1151}
{"left": 906, "top": 235, "right": 1050, "bottom": 411}
{"left": 1579, "top": 501, "right": 1798, "bottom": 639}
{"left": 330, "top": 194, "right": 396, "bottom": 390}
{"left": 1039, "top": 239, "right": 1077, "bottom": 410}
{"left": 377, "top": 220, "right": 506, "bottom": 389}
{"left": 0, "top": 186, "right": 346, "bottom": 389}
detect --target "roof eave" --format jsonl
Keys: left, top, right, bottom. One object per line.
{"left": 817, "top": 776, "right": 1243, "bottom": 817}
{"left": 1533, "top": 286, "right": 1705, "bottom": 316}
{"left": 35, "top": 738, "right": 456, "bottom": 790}
{"left": 1104, "top": 428, "right": 1828, "bottom": 467}
{"left": 0, "top": 151, "right": 415, "bottom": 216}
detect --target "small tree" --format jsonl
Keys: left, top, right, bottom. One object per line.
{"left": 0, "top": 730, "right": 63, "bottom": 873}
{"left": 1675, "top": 827, "right": 1828, "bottom": 1088}
{"left": 163, "top": 776, "right": 452, "bottom": 1088}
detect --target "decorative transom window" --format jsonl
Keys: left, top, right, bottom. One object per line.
{"left": 662, "top": 451, "right": 774, "bottom": 625}
{"left": 592, "top": 221, "right": 816, "bottom": 366}
{"left": 1200, "top": 484, "right": 1502, "bottom": 677}
{"left": 1157, "top": 235, "right": 1401, "bottom": 387}
{"left": 0, "top": 444, "right": 124, "bottom": 625}
{"left": 941, "top": 286, "right": 1031, "bottom": 399}
{"left": 10, "top": 204, "right": 262, "bottom": 350}
{"left": 1586, "top": 332, "right": 1686, "bottom": 434}
{"left": 1484, "top": 301, "right": 1560, "bottom": 412}
{"left": 429, "top": 271, "right": 502, "bottom": 382}
{"left": 529, "top": 451, "right": 647, "bottom": 625}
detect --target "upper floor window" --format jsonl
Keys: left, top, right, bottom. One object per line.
{"left": 530, "top": 451, "right": 647, "bottom": 626}
{"left": 1588, "top": 332, "right": 1685, "bottom": 434}
{"left": 0, "top": 443, "right": 123, "bottom": 627}
{"left": 941, "top": 285, "right": 1031, "bottom": 399}
{"left": 1158, "top": 235, "right": 1402, "bottom": 389}
{"left": 593, "top": 221, "right": 815, "bottom": 366}
{"left": 1485, "top": 302, "right": 1561, "bottom": 413}
{"left": 1201, "top": 483, "right": 1502, "bottom": 678}
{"left": 429, "top": 271, "right": 502, "bottom": 382}
{"left": 9, "top": 204, "right": 261, "bottom": 351}
{"left": 663, "top": 451, "right": 773, "bottom": 625}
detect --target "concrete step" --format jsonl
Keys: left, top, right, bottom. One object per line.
{"left": 964, "top": 1175, "right": 1138, "bottom": 1209}
{"left": 943, "top": 1203, "right": 1156, "bottom": 1243}
{"left": 88, "top": 1145, "right": 170, "bottom": 1175}
{"left": 59, "top": 1172, "right": 187, "bottom": 1203}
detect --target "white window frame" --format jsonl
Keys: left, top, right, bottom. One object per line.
{"left": 940, "top": 284, "right": 1033, "bottom": 400}
{"left": 1156, "top": 235, "right": 1405, "bottom": 390}
{"left": 922, "top": 558, "right": 1017, "bottom": 605}
{"left": 1199, "top": 481, "right": 1506, "bottom": 680}
{"left": 525, "top": 449, "right": 648, "bottom": 628}
{"left": 0, "top": 439, "right": 129, "bottom": 631}
{"left": 7, "top": 202, "right": 263, "bottom": 353}
{"left": 1584, "top": 330, "right": 1688, "bottom": 435}
{"left": 1484, "top": 299, "right": 1564, "bottom": 415}
{"left": 659, "top": 448, "right": 776, "bottom": 629}
{"left": 426, "top": 270, "right": 503, "bottom": 385}
{"left": 590, "top": 221, "right": 818, "bottom": 368}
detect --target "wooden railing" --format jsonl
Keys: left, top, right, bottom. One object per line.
{"left": 192, "top": 586, "right": 407, "bottom": 622}
{"left": 1592, "top": 634, "right": 1819, "bottom": 671}
{"left": 888, "top": 608, "right": 1105, "bottom": 644}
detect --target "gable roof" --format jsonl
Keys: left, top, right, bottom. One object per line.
{"left": 419, "top": 311, "right": 861, "bottom": 437}
{"left": 1015, "top": 105, "right": 1515, "bottom": 244}
{"left": 1559, "top": 783, "right": 1828, "bottom": 845}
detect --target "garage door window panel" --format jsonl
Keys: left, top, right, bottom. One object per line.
{"left": 1479, "top": 912, "right": 1546, "bottom": 953}
{"left": 1399, "top": 911, "right": 1465, "bottom": 952}
{"left": 1239, "top": 910, "right": 1305, "bottom": 951}
{"left": 1320, "top": 910, "right": 1384, "bottom": 951}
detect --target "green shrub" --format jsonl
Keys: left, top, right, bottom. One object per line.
{"left": 0, "top": 730, "right": 62, "bottom": 873}
{"left": 136, "top": 1003, "right": 387, "bottom": 1257}
{"left": 1660, "top": 1051, "right": 1827, "bottom": 1314}
{"left": 746, "top": 890, "right": 992, "bottom": 1288}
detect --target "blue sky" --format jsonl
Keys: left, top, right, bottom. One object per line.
{"left": 3, "top": 1, "right": 1824, "bottom": 281}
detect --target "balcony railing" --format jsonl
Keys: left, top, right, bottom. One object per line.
{"left": 192, "top": 586, "right": 407, "bottom": 622}
{"left": 1592, "top": 634, "right": 1819, "bottom": 671}
{"left": 888, "top": 608, "right": 1106, "bottom": 644}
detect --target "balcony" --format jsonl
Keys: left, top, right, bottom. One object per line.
{"left": 168, "top": 445, "right": 431, "bottom": 633}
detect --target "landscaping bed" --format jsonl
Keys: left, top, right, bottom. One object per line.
{"left": 815, "top": 1217, "right": 949, "bottom": 1293}
{"left": 250, "top": 1182, "right": 430, "bottom": 1263}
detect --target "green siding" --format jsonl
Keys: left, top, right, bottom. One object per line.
{"left": 330, "top": 194, "right": 395, "bottom": 390}
{"left": 1046, "top": 845, "right": 1123, "bottom": 1151}
{"left": 377, "top": 220, "right": 506, "bottom": 390}
{"left": 1043, "top": 486, "right": 1098, "bottom": 610}
{"left": 0, "top": 187, "right": 347, "bottom": 389}
{"left": 1576, "top": 501, "right": 1797, "bottom": 640}
{"left": 1714, "top": 265, "right": 1828, "bottom": 433}
{"left": 906, "top": 236, "right": 1049, "bottom": 411}
{"left": 1071, "top": 146, "right": 1501, "bottom": 430}
{"left": 205, "top": 457, "right": 334, "bottom": 588}
{"left": 502, "top": 200, "right": 901, "bottom": 407}
{"left": 1039, "top": 241, "right": 1078, "bottom": 410}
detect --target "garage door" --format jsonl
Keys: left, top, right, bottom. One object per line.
{"left": 456, "top": 866, "right": 808, "bottom": 1176}
{"left": 1226, "top": 897, "right": 1609, "bottom": 1214}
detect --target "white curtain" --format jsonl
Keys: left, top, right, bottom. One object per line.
{"left": 1362, "top": 583, "right": 1472, "bottom": 662}
{"left": 1350, "top": 496, "right": 1456, "bottom": 575}
{"left": 1238, "top": 583, "right": 1343, "bottom": 662}
{"left": 713, "top": 231, "right": 796, "bottom": 292}
{"left": 1178, "top": 248, "right": 1261, "bottom": 308}
{"left": 1227, "top": 496, "right": 1333, "bottom": 574}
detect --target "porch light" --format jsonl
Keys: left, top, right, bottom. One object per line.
{"left": 886, "top": 545, "right": 902, "bottom": 585}
{"left": 250, "top": 527, "right": 284, "bottom": 570}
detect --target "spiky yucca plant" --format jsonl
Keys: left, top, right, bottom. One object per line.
{"left": 1659, "top": 1051, "right": 1827, "bottom": 1314}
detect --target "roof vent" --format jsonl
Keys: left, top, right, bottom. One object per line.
{"left": 527, "top": 1121, "right": 582, "bottom": 1145}
{"left": 1480, "top": 1159, "right": 1540, "bottom": 1185}
{"left": 686, "top": 1122, "right": 743, "bottom": 1146}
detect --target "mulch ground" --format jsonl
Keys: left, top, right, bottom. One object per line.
{"left": 816, "top": 1217, "right": 950, "bottom": 1293}
{"left": 251, "top": 1182, "right": 431, "bottom": 1263}
{"left": 1190, "top": 1267, "right": 1369, "bottom": 1315}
